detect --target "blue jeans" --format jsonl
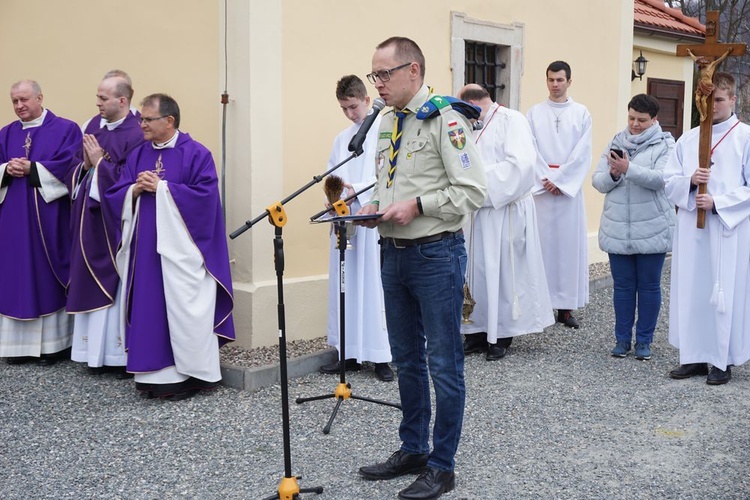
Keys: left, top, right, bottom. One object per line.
{"left": 608, "top": 253, "right": 666, "bottom": 344}
{"left": 380, "top": 234, "right": 467, "bottom": 472}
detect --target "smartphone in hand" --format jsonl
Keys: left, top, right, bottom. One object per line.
{"left": 610, "top": 149, "right": 624, "bottom": 158}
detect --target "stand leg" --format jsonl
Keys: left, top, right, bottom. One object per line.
{"left": 296, "top": 222, "right": 400, "bottom": 434}
{"left": 323, "top": 397, "right": 345, "bottom": 435}
{"left": 261, "top": 226, "right": 322, "bottom": 499}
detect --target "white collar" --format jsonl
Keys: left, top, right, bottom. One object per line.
{"left": 152, "top": 130, "right": 180, "bottom": 149}
{"left": 100, "top": 114, "right": 127, "bottom": 131}
{"left": 21, "top": 108, "right": 48, "bottom": 130}
{"left": 546, "top": 98, "right": 571, "bottom": 109}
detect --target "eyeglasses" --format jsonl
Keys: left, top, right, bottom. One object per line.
{"left": 366, "top": 62, "right": 412, "bottom": 84}
{"left": 139, "top": 116, "right": 166, "bottom": 124}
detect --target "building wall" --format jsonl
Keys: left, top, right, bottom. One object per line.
{"left": 0, "top": 0, "right": 696, "bottom": 349}
{"left": 0, "top": 0, "right": 221, "bottom": 156}
{"left": 633, "top": 37, "right": 697, "bottom": 136}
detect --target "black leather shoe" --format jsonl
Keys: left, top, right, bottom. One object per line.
{"left": 556, "top": 310, "right": 580, "bottom": 329}
{"left": 374, "top": 363, "right": 394, "bottom": 382}
{"left": 706, "top": 366, "right": 732, "bottom": 385}
{"left": 398, "top": 467, "right": 455, "bottom": 499}
{"left": 114, "top": 368, "right": 134, "bottom": 380}
{"left": 37, "top": 354, "right": 58, "bottom": 366}
{"left": 163, "top": 388, "right": 199, "bottom": 401}
{"left": 6, "top": 356, "right": 34, "bottom": 365}
{"left": 486, "top": 343, "right": 506, "bottom": 361}
{"left": 669, "top": 363, "right": 709, "bottom": 379}
{"left": 463, "top": 333, "right": 488, "bottom": 354}
{"left": 359, "top": 450, "right": 429, "bottom": 480}
{"left": 319, "top": 358, "right": 360, "bottom": 374}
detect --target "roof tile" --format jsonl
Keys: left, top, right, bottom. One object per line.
{"left": 635, "top": 0, "right": 705, "bottom": 37}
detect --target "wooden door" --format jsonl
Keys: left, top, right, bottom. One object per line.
{"left": 647, "top": 78, "right": 685, "bottom": 140}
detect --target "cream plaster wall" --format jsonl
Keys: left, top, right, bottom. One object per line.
{"left": 278, "top": 0, "right": 633, "bottom": 279}
{"left": 0, "top": 0, "right": 698, "bottom": 349}
{"left": 0, "top": 0, "right": 220, "bottom": 156}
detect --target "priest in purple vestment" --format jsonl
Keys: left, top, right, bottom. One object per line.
{"left": 105, "top": 93, "right": 235, "bottom": 401}
{"left": 0, "top": 80, "right": 82, "bottom": 365}
{"left": 68, "top": 74, "right": 145, "bottom": 375}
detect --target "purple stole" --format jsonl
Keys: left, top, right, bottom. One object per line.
{"left": 0, "top": 110, "right": 82, "bottom": 319}
{"left": 66, "top": 113, "right": 145, "bottom": 313}
{"left": 105, "top": 133, "right": 235, "bottom": 372}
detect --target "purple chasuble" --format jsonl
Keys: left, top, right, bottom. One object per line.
{"left": 104, "top": 133, "right": 235, "bottom": 372}
{"left": 0, "top": 110, "right": 82, "bottom": 319}
{"left": 67, "top": 113, "right": 145, "bottom": 313}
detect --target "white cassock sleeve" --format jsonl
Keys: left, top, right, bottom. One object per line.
{"left": 484, "top": 112, "right": 536, "bottom": 209}
{"left": 0, "top": 163, "right": 8, "bottom": 204}
{"left": 663, "top": 138, "right": 697, "bottom": 212}
{"left": 545, "top": 113, "right": 593, "bottom": 199}
{"left": 35, "top": 162, "right": 70, "bottom": 203}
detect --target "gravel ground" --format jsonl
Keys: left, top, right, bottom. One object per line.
{"left": 2, "top": 265, "right": 749, "bottom": 499}
{"left": 219, "top": 262, "right": 614, "bottom": 368}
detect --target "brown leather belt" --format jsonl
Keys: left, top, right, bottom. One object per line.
{"left": 381, "top": 230, "right": 462, "bottom": 249}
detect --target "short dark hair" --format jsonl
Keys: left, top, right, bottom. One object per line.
{"left": 714, "top": 72, "right": 736, "bottom": 98}
{"left": 141, "top": 93, "right": 180, "bottom": 129}
{"left": 335, "top": 75, "right": 367, "bottom": 101}
{"left": 458, "top": 85, "right": 490, "bottom": 102}
{"left": 628, "top": 94, "right": 660, "bottom": 118}
{"left": 546, "top": 60, "right": 571, "bottom": 80}
{"left": 376, "top": 36, "right": 425, "bottom": 77}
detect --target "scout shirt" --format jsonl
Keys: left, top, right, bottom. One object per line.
{"left": 371, "top": 85, "right": 486, "bottom": 239}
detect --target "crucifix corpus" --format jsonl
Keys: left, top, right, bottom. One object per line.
{"left": 676, "top": 11, "right": 746, "bottom": 228}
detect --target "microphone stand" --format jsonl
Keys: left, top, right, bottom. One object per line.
{"left": 231, "top": 154, "right": 362, "bottom": 500}
{"left": 300, "top": 185, "right": 400, "bottom": 435}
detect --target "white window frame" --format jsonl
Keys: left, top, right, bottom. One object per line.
{"left": 451, "top": 12, "right": 525, "bottom": 110}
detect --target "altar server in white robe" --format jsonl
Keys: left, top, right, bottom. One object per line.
{"left": 319, "top": 75, "right": 393, "bottom": 382}
{"left": 664, "top": 72, "right": 750, "bottom": 385}
{"left": 526, "top": 60, "right": 591, "bottom": 329}
{"left": 458, "top": 84, "right": 554, "bottom": 360}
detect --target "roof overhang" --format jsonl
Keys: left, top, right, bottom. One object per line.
{"left": 634, "top": 25, "right": 705, "bottom": 44}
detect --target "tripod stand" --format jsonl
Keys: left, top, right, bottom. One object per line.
{"left": 232, "top": 203, "right": 323, "bottom": 500}
{"left": 297, "top": 215, "right": 400, "bottom": 434}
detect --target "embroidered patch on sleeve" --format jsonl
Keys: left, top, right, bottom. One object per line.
{"left": 448, "top": 120, "right": 458, "bottom": 127}
{"left": 448, "top": 128, "right": 466, "bottom": 150}
{"left": 459, "top": 152, "right": 472, "bottom": 169}
{"left": 376, "top": 151, "right": 386, "bottom": 171}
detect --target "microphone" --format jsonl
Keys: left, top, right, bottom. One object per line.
{"left": 348, "top": 98, "right": 386, "bottom": 156}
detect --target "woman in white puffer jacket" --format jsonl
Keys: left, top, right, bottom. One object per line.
{"left": 592, "top": 93, "right": 675, "bottom": 362}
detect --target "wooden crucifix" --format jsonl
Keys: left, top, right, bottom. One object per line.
{"left": 676, "top": 11, "right": 746, "bottom": 228}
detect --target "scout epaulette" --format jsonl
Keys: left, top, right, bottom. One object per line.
{"left": 416, "top": 95, "right": 481, "bottom": 121}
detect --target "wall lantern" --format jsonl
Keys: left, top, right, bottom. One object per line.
{"left": 631, "top": 51, "right": 649, "bottom": 81}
